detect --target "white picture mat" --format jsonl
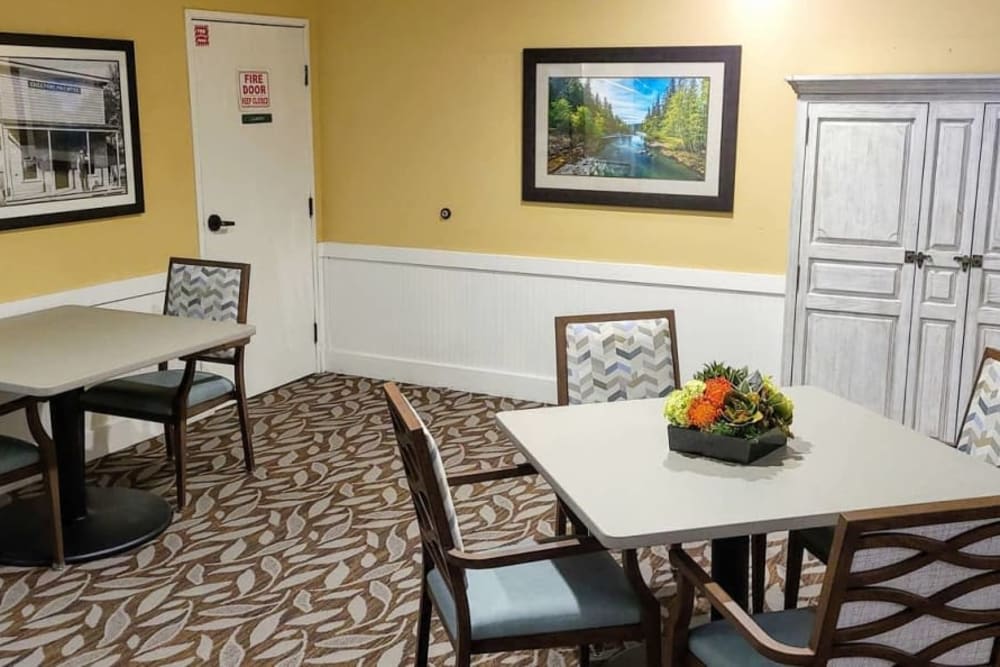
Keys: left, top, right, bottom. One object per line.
{"left": 534, "top": 61, "right": 725, "bottom": 197}
{"left": 0, "top": 44, "right": 138, "bottom": 219}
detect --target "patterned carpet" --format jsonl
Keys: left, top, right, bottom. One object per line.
{"left": 0, "top": 374, "right": 824, "bottom": 666}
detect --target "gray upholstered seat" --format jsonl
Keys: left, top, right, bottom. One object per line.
{"left": 688, "top": 608, "right": 815, "bottom": 666}
{"left": 81, "top": 370, "right": 235, "bottom": 419}
{"left": 427, "top": 551, "right": 642, "bottom": 641}
{"left": 0, "top": 435, "right": 40, "bottom": 475}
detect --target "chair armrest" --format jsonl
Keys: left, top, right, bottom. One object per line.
{"left": 447, "top": 463, "right": 536, "bottom": 486}
{"left": 179, "top": 338, "right": 250, "bottom": 362}
{"left": 669, "top": 547, "right": 815, "bottom": 665}
{"left": 447, "top": 536, "right": 604, "bottom": 570}
{"left": 0, "top": 395, "right": 32, "bottom": 418}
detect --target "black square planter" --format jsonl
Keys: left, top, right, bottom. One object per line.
{"left": 667, "top": 425, "right": 787, "bottom": 464}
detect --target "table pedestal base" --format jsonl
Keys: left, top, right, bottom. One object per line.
{"left": 0, "top": 487, "right": 172, "bottom": 566}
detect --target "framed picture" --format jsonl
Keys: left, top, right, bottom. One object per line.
{"left": 523, "top": 46, "right": 740, "bottom": 212}
{"left": 0, "top": 32, "right": 144, "bottom": 231}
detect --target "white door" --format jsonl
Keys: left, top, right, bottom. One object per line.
{"left": 790, "top": 103, "right": 928, "bottom": 420}
{"left": 961, "top": 104, "right": 1000, "bottom": 409}
{"left": 904, "top": 102, "right": 984, "bottom": 440}
{"left": 186, "top": 14, "right": 317, "bottom": 396}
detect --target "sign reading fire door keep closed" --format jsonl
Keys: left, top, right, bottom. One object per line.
{"left": 238, "top": 70, "right": 270, "bottom": 110}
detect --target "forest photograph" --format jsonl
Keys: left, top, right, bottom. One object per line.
{"left": 546, "top": 76, "right": 710, "bottom": 181}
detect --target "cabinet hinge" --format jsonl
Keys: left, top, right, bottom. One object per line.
{"left": 304, "top": 64, "right": 309, "bottom": 86}
{"left": 313, "top": 322, "right": 318, "bottom": 344}
{"left": 308, "top": 196, "right": 314, "bottom": 218}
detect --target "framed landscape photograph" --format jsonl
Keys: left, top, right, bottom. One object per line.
{"left": 523, "top": 46, "right": 741, "bottom": 212}
{"left": 0, "top": 32, "right": 144, "bottom": 231}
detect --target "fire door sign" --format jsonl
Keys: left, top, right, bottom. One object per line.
{"left": 239, "top": 70, "right": 270, "bottom": 110}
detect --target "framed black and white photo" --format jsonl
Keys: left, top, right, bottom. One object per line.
{"left": 523, "top": 46, "right": 740, "bottom": 212}
{"left": 0, "top": 32, "right": 144, "bottom": 231}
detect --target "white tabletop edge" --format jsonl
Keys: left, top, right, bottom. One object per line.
{"left": 496, "top": 390, "right": 1000, "bottom": 550}
{"left": 0, "top": 307, "right": 256, "bottom": 396}
{"left": 498, "top": 410, "right": 851, "bottom": 548}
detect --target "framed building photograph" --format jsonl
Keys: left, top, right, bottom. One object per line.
{"left": 0, "top": 32, "right": 144, "bottom": 231}
{"left": 523, "top": 46, "right": 741, "bottom": 212}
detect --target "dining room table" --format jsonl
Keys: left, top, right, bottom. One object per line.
{"left": 0, "top": 305, "right": 255, "bottom": 566}
{"left": 497, "top": 385, "right": 1000, "bottom": 615}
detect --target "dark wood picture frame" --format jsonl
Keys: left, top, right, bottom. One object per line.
{"left": 523, "top": 46, "right": 741, "bottom": 212}
{"left": 0, "top": 32, "right": 144, "bottom": 231}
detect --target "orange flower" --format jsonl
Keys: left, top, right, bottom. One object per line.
{"left": 704, "top": 377, "right": 732, "bottom": 408}
{"left": 687, "top": 396, "right": 722, "bottom": 429}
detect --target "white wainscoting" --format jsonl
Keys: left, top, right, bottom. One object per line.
{"left": 321, "top": 243, "right": 787, "bottom": 403}
{"left": 0, "top": 273, "right": 166, "bottom": 463}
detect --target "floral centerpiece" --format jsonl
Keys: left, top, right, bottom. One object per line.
{"left": 664, "top": 362, "right": 795, "bottom": 463}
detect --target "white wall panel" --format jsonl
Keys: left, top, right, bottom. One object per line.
{"left": 321, "top": 243, "right": 786, "bottom": 403}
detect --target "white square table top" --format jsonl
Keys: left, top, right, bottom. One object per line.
{"left": 0, "top": 305, "right": 255, "bottom": 397}
{"left": 497, "top": 385, "right": 1000, "bottom": 548}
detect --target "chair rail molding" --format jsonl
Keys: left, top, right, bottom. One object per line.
{"left": 320, "top": 243, "right": 786, "bottom": 403}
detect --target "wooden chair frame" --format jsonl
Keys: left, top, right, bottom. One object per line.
{"left": 83, "top": 257, "right": 254, "bottom": 509}
{"left": 0, "top": 397, "right": 63, "bottom": 568}
{"left": 669, "top": 495, "right": 1000, "bottom": 665}
{"left": 383, "top": 382, "right": 662, "bottom": 666}
{"left": 785, "top": 346, "right": 1000, "bottom": 610}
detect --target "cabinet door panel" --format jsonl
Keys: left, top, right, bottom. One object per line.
{"left": 962, "top": 105, "right": 1000, "bottom": 414}
{"left": 792, "top": 103, "right": 928, "bottom": 420}
{"left": 905, "top": 103, "right": 984, "bottom": 441}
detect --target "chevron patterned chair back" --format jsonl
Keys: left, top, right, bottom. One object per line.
{"left": 165, "top": 258, "right": 250, "bottom": 360}
{"left": 554, "top": 310, "right": 680, "bottom": 406}
{"left": 956, "top": 347, "right": 1000, "bottom": 465}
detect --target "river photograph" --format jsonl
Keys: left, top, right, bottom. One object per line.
{"left": 547, "top": 76, "right": 709, "bottom": 182}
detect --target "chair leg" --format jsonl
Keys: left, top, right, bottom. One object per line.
{"left": 579, "top": 644, "right": 590, "bottom": 667}
{"left": 643, "top": 606, "right": 662, "bottom": 667}
{"left": 751, "top": 533, "right": 767, "bottom": 613}
{"left": 554, "top": 501, "right": 568, "bottom": 536}
{"left": 236, "top": 392, "right": 255, "bottom": 473}
{"left": 164, "top": 425, "right": 174, "bottom": 461}
{"left": 454, "top": 642, "right": 472, "bottom": 667}
{"left": 38, "top": 447, "right": 64, "bottom": 570}
{"left": 416, "top": 570, "right": 432, "bottom": 667}
{"left": 169, "top": 422, "right": 188, "bottom": 510}
{"left": 784, "top": 531, "right": 805, "bottom": 610}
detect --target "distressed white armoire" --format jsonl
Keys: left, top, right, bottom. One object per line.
{"left": 782, "top": 75, "right": 1000, "bottom": 441}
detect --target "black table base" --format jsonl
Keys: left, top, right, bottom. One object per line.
{"left": 0, "top": 388, "right": 173, "bottom": 567}
{"left": 711, "top": 536, "right": 750, "bottom": 619}
{"left": 0, "top": 487, "right": 171, "bottom": 566}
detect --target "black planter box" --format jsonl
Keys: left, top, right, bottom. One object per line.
{"left": 667, "top": 425, "right": 787, "bottom": 464}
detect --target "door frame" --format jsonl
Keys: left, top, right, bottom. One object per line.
{"left": 183, "top": 8, "right": 324, "bottom": 376}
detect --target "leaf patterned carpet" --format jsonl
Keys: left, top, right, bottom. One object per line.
{"left": 0, "top": 374, "right": 824, "bottom": 666}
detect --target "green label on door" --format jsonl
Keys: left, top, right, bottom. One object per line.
{"left": 241, "top": 113, "right": 273, "bottom": 125}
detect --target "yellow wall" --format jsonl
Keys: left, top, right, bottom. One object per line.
{"left": 319, "top": 0, "right": 1000, "bottom": 274}
{"left": 0, "top": 0, "right": 321, "bottom": 302}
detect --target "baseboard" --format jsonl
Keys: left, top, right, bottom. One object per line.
{"left": 327, "top": 349, "right": 553, "bottom": 403}
{"left": 321, "top": 243, "right": 787, "bottom": 403}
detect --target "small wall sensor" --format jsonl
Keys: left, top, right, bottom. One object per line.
{"left": 439, "top": 207, "right": 452, "bottom": 220}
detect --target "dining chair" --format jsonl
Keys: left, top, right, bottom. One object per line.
{"left": 554, "top": 309, "right": 768, "bottom": 613}
{"left": 80, "top": 258, "right": 254, "bottom": 509}
{"left": 383, "top": 382, "right": 662, "bottom": 667}
{"left": 668, "top": 495, "right": 1000, "bottom": 666}
{"left": 0, "top": 395, "right": 63, "bottom": 568}
{"left": 784, "top": 345, "right": 1000, "bottom": 610}
{"left": 553, "top": 309, "right": 681, "bottom": 535}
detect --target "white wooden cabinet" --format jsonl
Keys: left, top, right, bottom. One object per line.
{"left": 783, "top": 76, "right": 1000, "bottom": 441}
